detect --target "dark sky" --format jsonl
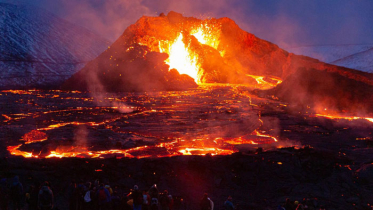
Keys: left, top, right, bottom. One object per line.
{"left": 2, "top": 0, "right": 373, "bottom": 48}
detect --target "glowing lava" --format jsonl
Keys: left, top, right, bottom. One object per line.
{"left": 314, "top": 114, "right": 373, "bottom": 123}
{"left": 190, "top": 25, "right": 220, "bottom": 50}
{"left": 156, "top": 25, "right": 222, "bottom": 84}
{"left": 161, "top": 33, "right": 201, "bottom": 83}
{"left": 3, "top": 87, "right": 281, "bottom": 159}
{"left": 246, "top": 74, "right": 283, "bottom": 90}
{"left": 22, "top": 130, "right": 48, "bottom": 144}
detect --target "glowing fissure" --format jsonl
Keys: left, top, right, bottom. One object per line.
{"left": 314, "top": 114, "right": 373, "bottom": 123}
{"left": 156, "top": 25, "right": 222, "bottom": 84}
{"left": 162, "top": 33, "right": 200, "bottom": 83}
{"left": 8, "top": 132, "right": 278, "bottom": 159}
{"left": 190, "top": 26, "right": 220, "bottom": 50}
{"left": 4, "top": 87, "right": 280, "bottom": 159}
{"left": 246, "top": 74, "right": 283, "bottom": 90}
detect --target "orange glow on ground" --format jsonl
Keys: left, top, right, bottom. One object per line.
{"left": 3, "top": 87, "right": 281, "bottom": 159}
{"left": 246, "top": 74, "right": 283, "bottom": 90}
{"left": 7, "top": 130, "right": 280, "bottom": 159}
{"left": 22, "top": 130, "right": 48, "bottom": 144}
{"left": 314, "top": 114, "right": 373, "bottom": 123}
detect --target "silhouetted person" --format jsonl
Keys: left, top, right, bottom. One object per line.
{"left": 83, "top": 182, "right": 93, "bottom": 210}
{"left": 129, "top": 185, "right": 142, "bottom": 210}
{"left": 26, "top": 184, "right": 39, "bottom": 210}
{"left": 67, "top": 181, "right": 77, "bottom": 210}
{"left": 172, "top": 196, "right": 183, "bottom": 210}
{"left": 142, "top": 190, "right": 150, "bottom": 210}
{"left": 38, "top": 182, "right": 53, "bottom": 210}
{"left": 10, "top": 176, "right": 23, "bottom": 210}
{"left": 111, "top": 191, "right": 121, "bottom": 210}
{"left": 149, "top": 184, "right": 159, "bottom": 210}
{"left": 224, "top": 196, "right": 234, "bottom": 210}
{"left": 96, "top": 183, "right": 111, "bottom": 210}
{"left": 159, "top": 190, "right": 170, "bottom": 210}
{"left": 200, "top": 193, "right": 211, "bottom": 210}
{"left": 0, "top": 178, "right": 9, "bottom": 210}
{"left": 284, "top": 198, "right": 295, "bottom": 210}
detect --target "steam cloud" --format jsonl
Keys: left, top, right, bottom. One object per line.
{"left": 74, "top": 125, "right": 88, "bottom": 147}
{"left": 86, "top": 70, "right": 133, "bottom": 113}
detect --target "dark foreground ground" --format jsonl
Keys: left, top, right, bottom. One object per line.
{"left": 0, "top": 86, "right": 373, "bottom": 209}
{"left": 1, "top": 146, "right": 373, "bottom": 210}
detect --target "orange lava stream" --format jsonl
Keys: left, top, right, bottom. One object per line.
{"left": 314, "top": 114, "right": 373, "bottom": 123}
{"left": 7, "top": 130, "right": 279, "bottom": 159}
{"left": 177, "top": 147, "right": 234, "bottom": 156}
{"left": 246, "top": 74, "right": 283, "bottom": 89}
{"left": 252, "top": 130, "right": 278, "bottom": 142}
{"left": 7, "top": 145, "right": 37, "bottom": 158}
{"left": 7, "top": 142, "right": 235, "bottom": 159}
{"left": 2, "top": 114, "right": 12, "bottom": 122}
{"left": 4, "top": 88, "right": 280, "bottom": 159}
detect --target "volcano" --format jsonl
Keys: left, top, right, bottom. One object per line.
{"left": 4, "top": 12, "right": 373, "bottom": 210}
{"left": 64, "top": 11, "right": 373, "bottom": 91}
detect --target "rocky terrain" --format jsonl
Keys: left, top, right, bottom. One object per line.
{"left": 266, "top": 68, "right": 373, "bottom": 113}
{"left": 2, "top": 10, "right": 373, "bottom": 210}
{"left": 1, "top": 145, "right": 373, "bottom": 210}
{"left": 1, "top": 87, "right": 373, "bottom": 210}
{"left": 0, "top": 3, "right": 109, "bottom": 89}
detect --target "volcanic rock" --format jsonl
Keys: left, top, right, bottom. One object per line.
{"left": 62, "top": 44, "right": 197, "bottom": 92}
{"left": 267, "top": 68, "right": 373, "bottom": 113}
{"left": 356, "top": 164, "right": 373, "bottom": 185}
{"left": 62, "top": 11, "right": 373, "bottom": 115}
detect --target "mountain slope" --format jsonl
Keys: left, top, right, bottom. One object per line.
{"left": 64, "top": 11, "right": 373, "bottom": 113}
{"left": 0, "top": 3, "right": 109, "bottom": 88}
{"left": 285, "top": 44, "right": 373, "bottom": 73}
{"left": 331, "top": 48, "right": 373, "bottom": 73}
{"left": 286, "top": 44, "right": 373, "bottom": 63}
{"left": 64, "top": 11, "right": 373, "bottom": 93}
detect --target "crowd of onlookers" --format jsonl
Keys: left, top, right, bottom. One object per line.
{"left": 66, "top": 180, "right": 190, "bottom": 210}
{"left": 0, "top": 176, "right": 53, "bottom": 210}
{"left": 277, "top": 198, "right": 326, "bottom": 210}
{"left": 0, "top": 175, "right": 331, "bottom": 210}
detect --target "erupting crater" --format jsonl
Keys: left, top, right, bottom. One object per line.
{"left": 3, "top": 12, "right": 373, "bottom": 159}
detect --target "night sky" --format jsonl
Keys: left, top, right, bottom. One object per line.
{"left": 1, "top": 0, "right": 373, "bottom": 48}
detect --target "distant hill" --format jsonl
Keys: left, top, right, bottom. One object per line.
{"left": 286, "top": 44, "right": 373, "bottom": 73}
{"left": 332, "top": 48, "right": 373, "bottom": 73}
{"left": 0, "top": 3, "right": 110, "bottom": 88}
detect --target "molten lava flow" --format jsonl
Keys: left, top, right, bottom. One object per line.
{"left": 252, "top": 130, "right": 278, "bottom": 142}
{"left": 7, "top": 145, "right": 36, "bottom": 158}
{"left": 178, "top": 147, "right": 234, "bottom": 156}
{"left": 155, "top": 25, "right": 223, "bottom": 83}
{"left": 314, "top": 114, "right": 373, "bottom": 123}
{"left": 246, "top": 74, "right": 283, "bottom": 89}
{"left": 161, "top": 33, "right": 200, "bottom": 83}
{"left": 190, "top": 25, "right": 220, "bottom": 50}
{"left": 4, "top": 87, "right": 282, "bottom": 159}
{"left": 22, "top": 130, "right": 48, "bottom": 144}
